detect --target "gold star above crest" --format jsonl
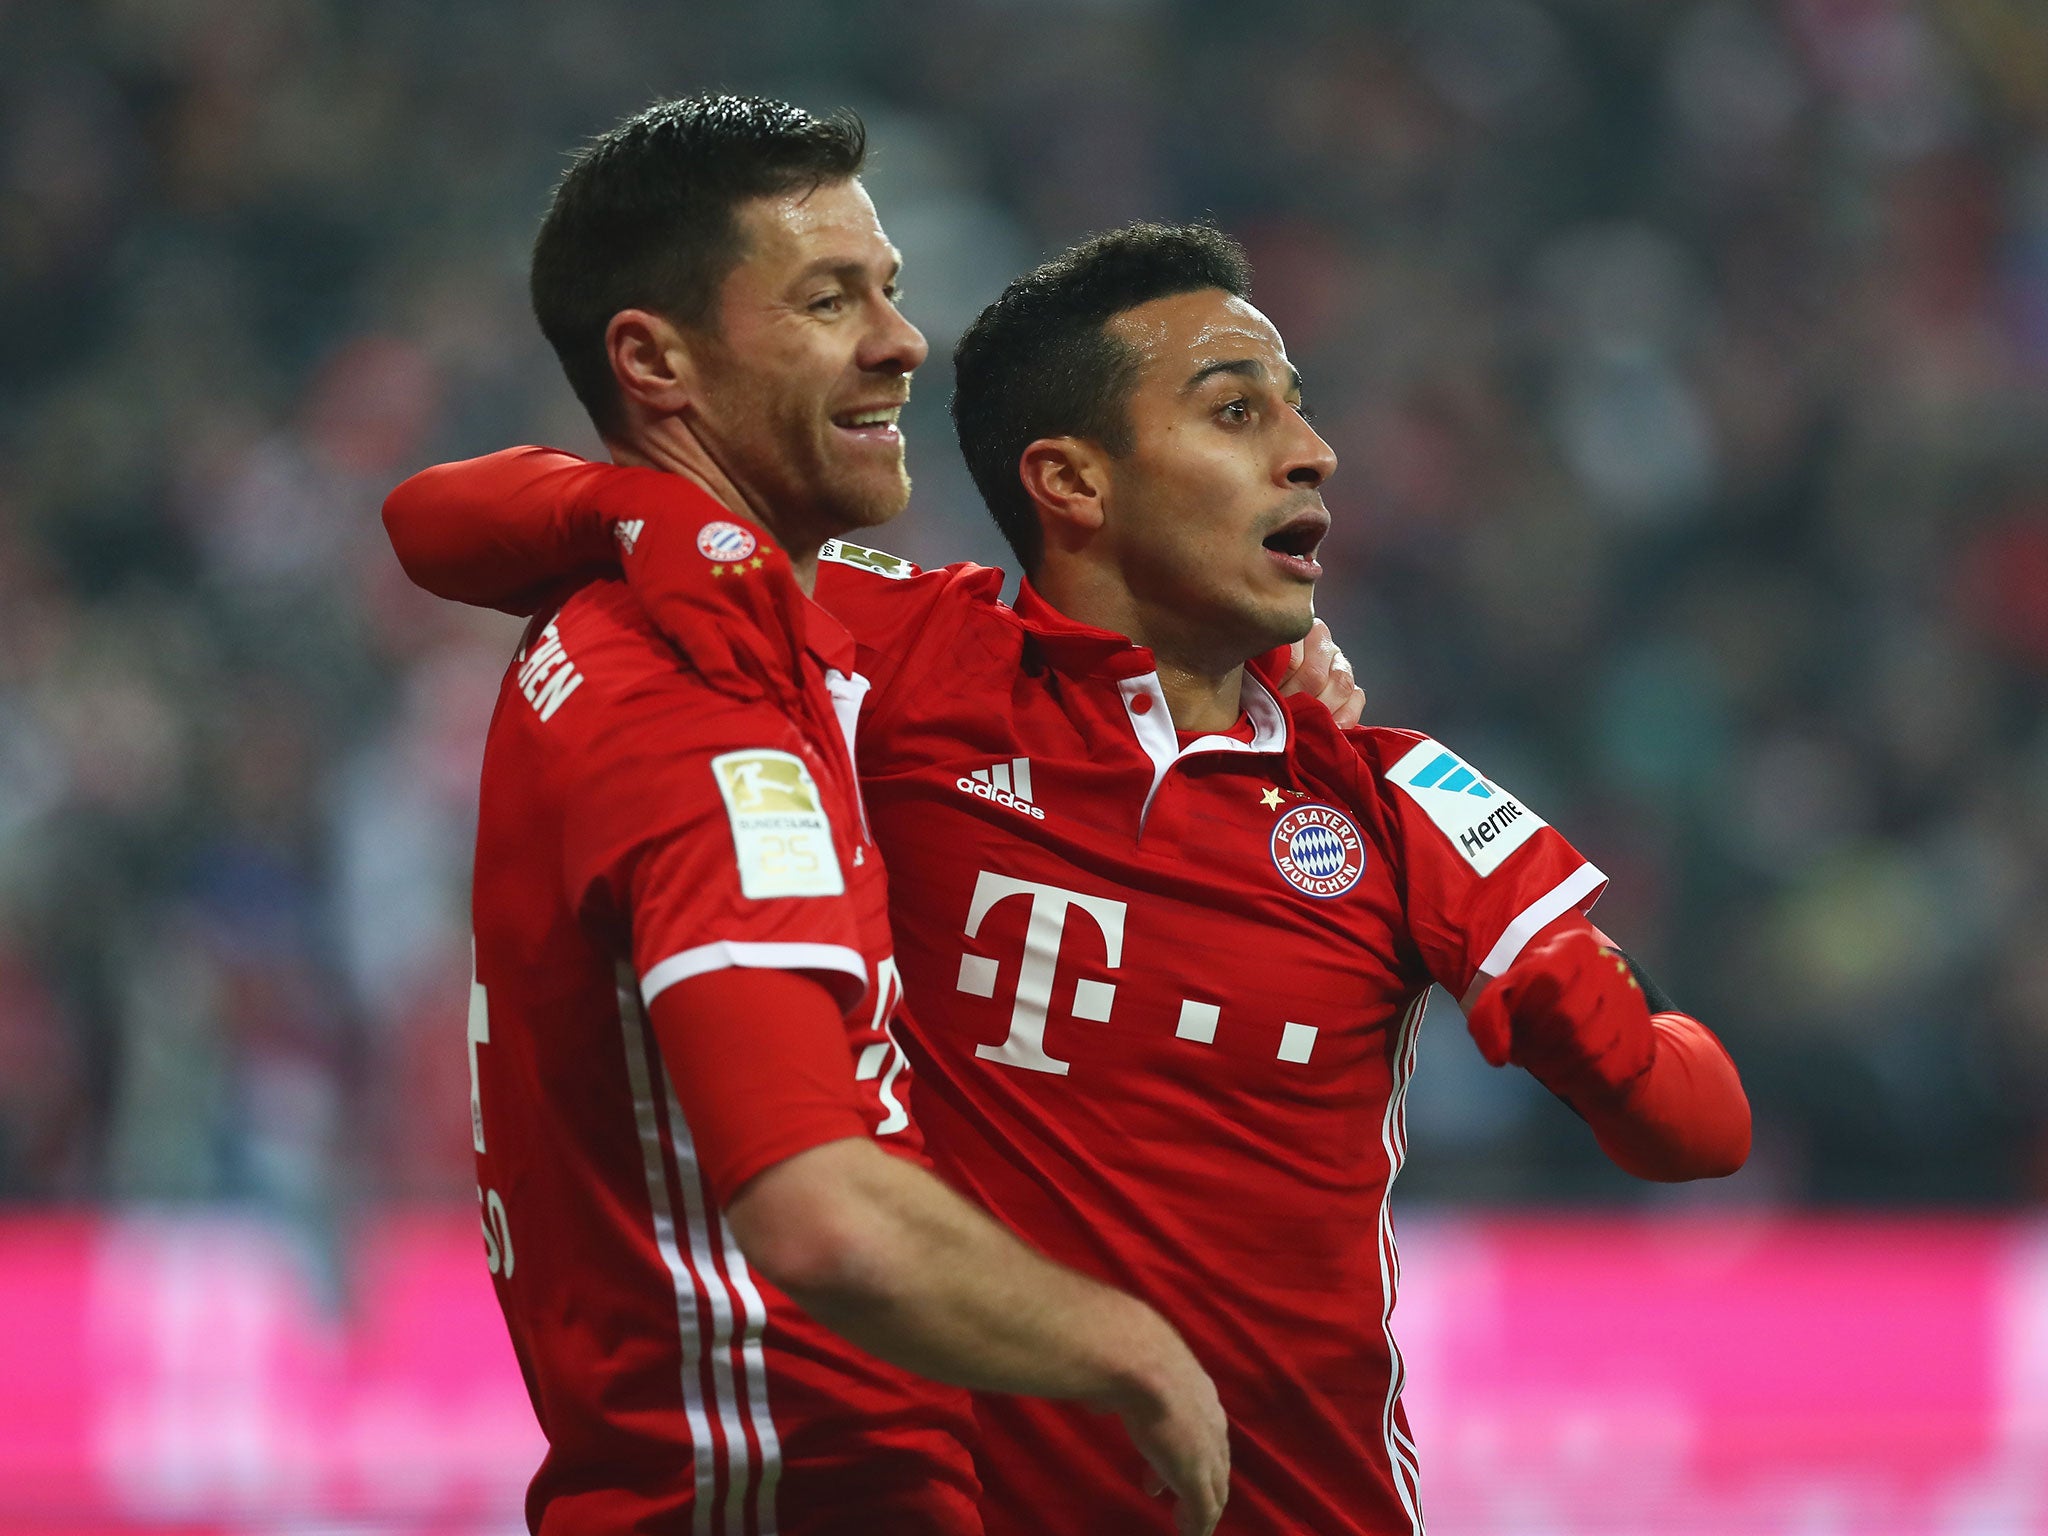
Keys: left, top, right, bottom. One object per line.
{"left": 709, "top": 565, "right": 726, "bottom": 577}
{"left": 749, "top": 555, "right": 766, "bottom": 569}
{"left": 1260, "top": 787, "right": 1284, "bottom": 809}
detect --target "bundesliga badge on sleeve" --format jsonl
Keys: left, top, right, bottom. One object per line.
{"left": 1271, "top": 803, "right": 1368, "bottom": 898}
{"left": 710, "top": 749, "right": 845, "bottom": 899}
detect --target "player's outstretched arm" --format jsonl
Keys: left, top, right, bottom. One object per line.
{"left": 657, "top": 967, "right": 1229, "bottom": 1536}
{"left": 1463, "top": 916, "right": 1751, "bottom": 1181}
{"left": 383, "top": 446, "right": 619, "bottom": 612}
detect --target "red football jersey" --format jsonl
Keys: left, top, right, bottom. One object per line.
{"left": 468, "top": 547, "right": 980, "bottom": 1533}
{"left": 812, "top": 546, "right": 1606, "bottom": 1536}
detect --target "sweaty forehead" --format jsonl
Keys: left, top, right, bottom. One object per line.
{"left": 733, "top": 178, "right": 895, "bottom": 271}
{"left": 1106, "top": 290, "right": 1288, "bottom": 377}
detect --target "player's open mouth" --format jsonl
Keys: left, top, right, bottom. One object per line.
{"left": 831, "top": 403, "right": 906, "bottom": 448}
{"left": 1261, "top": 508, "right": 1329, "bottom": 579}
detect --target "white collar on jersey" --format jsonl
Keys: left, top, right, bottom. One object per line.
{"left": 1117, "top": 669, "right": 1289, "bottom": 829}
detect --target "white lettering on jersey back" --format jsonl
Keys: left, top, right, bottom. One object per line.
{"left": 710, "top": 749, "right": 846, "bottom": 899}
{"left": 957, "top": 871, "right": 1127, "bottom": 1076}
{"left": 467, "top": 954, "right": 490, "bottom": 1155}
{"left": 1387, "top": 738, "right": 1547, "bottom": 877}
{"left": 516, "top": 620, "right": 585, "bottom": 722}
{"left": 956, "top": 757, "right": 1045, "bottom": 820}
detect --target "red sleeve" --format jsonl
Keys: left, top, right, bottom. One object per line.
{"left": 1582, "top": 1012, "right": 1752, "bottom": 1181}
{"left": 552, "top": 598, "right": 872, "bottom": 1011}
{"left": 383, "top": 446, "right": 621, "bottom": 613}
{"left": 650, "top": 966, "right": 870, "bottom": 1207}
{"left": 1358, "top": 730, "right": 1608, "bottom": 1000}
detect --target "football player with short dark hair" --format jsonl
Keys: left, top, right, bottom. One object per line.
{"left": 451, "top": 95, "right": 1232, "bottom": 1536}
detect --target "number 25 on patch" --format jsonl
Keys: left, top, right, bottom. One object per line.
{"left": 712, "top": 749, "right": 846, "bottom": 899}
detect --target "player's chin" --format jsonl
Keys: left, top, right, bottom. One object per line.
{"left": 1251, "top": 590, "right": 1317, "bottom": 654}
{"left": 1249, "top": 559, "right": 1317, "bottom": 621}
{"left": 829, "top": 465, "right": 912, "bottom": 532}
{"left": 1226, "top": 591, "right": 1316, "bottom": 662}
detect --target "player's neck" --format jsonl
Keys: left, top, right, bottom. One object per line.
{"left": 1152, "top": 661, "right": 1246, "bottom": 734}
{"left": 609, "top": 420, "right": 823, "bottom": 594}
{"left": 1033, "top": 563, "right": 1246, "bottom": 732}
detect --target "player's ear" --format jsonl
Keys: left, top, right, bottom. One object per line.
{"left": 1019, "top": 437, "right": 1109, "bottom": 546}
{"left": 606, "top": 308, "right": 700, "bottom": 417}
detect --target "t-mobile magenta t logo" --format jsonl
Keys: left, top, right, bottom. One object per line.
{"left": 955, "top": 871, "right": 1127, "bottom": 1076}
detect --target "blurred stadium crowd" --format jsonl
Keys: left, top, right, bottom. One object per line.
{"left": 3, "top": 0, "right": 2046, "bottom": 1224}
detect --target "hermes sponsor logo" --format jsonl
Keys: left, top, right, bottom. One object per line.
{"left": 1388, "top": 739, "right": 1546, "bottom": 876}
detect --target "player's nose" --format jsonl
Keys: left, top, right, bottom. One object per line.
{"left": 861, "top": 296, "right": 929, "bottom": 377}
{"left": 1281, "top": 413, "right": 1337, "bottom": 490}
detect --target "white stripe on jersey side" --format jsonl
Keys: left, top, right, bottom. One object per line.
{"left": 1381, "top": 992, "right": 1426, "bottom": 1521}
{"left": 641, "top": 940, "right": 869, "bottom": 1009}
{"left": 660, "top": 1063, "right": 783, "bottom": 1536}
{"left": 1467, "top": 861, "right": 1608, "bottom": 998}
{"left": 1376, "top": 990, "right": 1429, "bottom": 1534}
{"left": 1380, "top": 1008, "right": 1422, "bottom": 1517}
{"left": 720, "top": 1225, "right": 785, "bottom": 1531}
{"left": 615, "top": 974, "right": 720, "bottom": 1534}
{"left": 647, "top": 1057, "right": 759, "bottom": 1536}
{"left": 1388, "top": 996, "right": 1425, "bottom": 1476}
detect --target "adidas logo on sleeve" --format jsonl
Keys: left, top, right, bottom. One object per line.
{"left": 955, "top": 758, "right": 1045, "bottom": 820}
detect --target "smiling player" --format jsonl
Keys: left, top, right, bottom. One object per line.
{"left": 390, "top": 213, "right": 1750, "bottom": 1533}
{"left": 439, "top": 100, "right": 1235, "bottom": 1536}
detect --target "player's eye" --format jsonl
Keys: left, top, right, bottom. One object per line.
{"left": 1294, "top": 399, "right": 1316, "bottom": 423}
{"left": 1218, "top": 397, "right": 1252, "bottom": 425}
{"left": 808, "top": 291, "right": 847, "bottom": 315}
{"left": 883, "top": 281, "right": 906, "bottom": 304}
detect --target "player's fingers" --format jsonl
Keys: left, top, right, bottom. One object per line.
{"left": 1206, "top": 1454, "right": 1231, "bottom": 1530}
{"left": 1175, "top": 1479, "right": 1226, "bottom": 1536}
{"left": 1321, "top": 649, "right": 1366, "bottom": 727}
{"left": 1279, "top": 619, "right": 1342, "bottom": 702}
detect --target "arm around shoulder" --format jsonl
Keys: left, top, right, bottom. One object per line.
{"left": 382, "top": 446, "right": 620, "bottom": 611}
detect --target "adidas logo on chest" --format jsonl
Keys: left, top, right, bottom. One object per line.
{"left": 955, "top": 758, "right": 1045, "bottom": 820}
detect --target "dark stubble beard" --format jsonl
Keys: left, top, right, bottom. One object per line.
{"left": 819, "top": 453, "right": 912, "bottom": 537}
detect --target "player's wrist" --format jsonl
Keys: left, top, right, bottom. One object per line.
{"left": 1092, "top": 1300, "right": 1198, "bottom": 1417}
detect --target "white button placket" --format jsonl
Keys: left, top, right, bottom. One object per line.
{"left": 1119, "top": 671, "right": 1292, "bottom": 832}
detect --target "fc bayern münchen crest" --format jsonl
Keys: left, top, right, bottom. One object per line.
{"left": 1270, "top": 803, "right": 1367, "bottom": 898}
{"left": 696, "top": 520, "right": 758, "bottom": 563}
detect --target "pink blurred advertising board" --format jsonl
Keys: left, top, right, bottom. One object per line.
{"left": 0, "top": 1211, "right": 2042, "bottom": 1533}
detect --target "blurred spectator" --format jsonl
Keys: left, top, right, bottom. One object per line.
{"left": 2, "top": 0, "right": 2043, "bottom": 1214}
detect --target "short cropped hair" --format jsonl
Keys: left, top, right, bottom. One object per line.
{"left": 950, "top": 223, "right": 1254, "bottom": 571}
{"left": 531, "top": 94, "right": 866, "bottom": 435}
